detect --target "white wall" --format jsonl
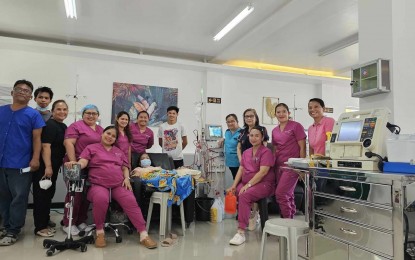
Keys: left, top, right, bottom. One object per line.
{"left": 1, "top": 37, "right": 358, "bottom": 202}
{"left": 0, "top": 37, "right": 356, "bottom": 152}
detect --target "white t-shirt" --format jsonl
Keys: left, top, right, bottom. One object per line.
{"left": 157, "top": 122, "right": 187, "bottom": 160}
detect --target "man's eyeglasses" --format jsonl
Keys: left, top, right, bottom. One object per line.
{"left": 84, "top": 112, "right": 99, "bottom": 116}
{"left": 13, "top": 87, "right": 31, "bottom": 95}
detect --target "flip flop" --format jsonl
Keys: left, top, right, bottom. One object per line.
{"left": 36, "top": 230, "right": 54, "bottom": 237}
{"left": 169, "top": 233, "right": 178, "bottom": 240}
{"left": 161, "top": 237, "right": 175, "bottom": 247}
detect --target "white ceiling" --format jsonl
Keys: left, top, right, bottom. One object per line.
{"left": 0, "top": 0, "right": 359, "bottom": 76}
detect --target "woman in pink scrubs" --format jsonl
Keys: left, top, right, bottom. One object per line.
{"left": 227, "top": 126, "right": 275, "bottom": 246}
{"left": 114, "top": 111, "right": 132, "bottom": 163}
{"left": 272, "top": 103, "right": 306, "bottom": 219}
{"left": 307, "top": 98, "right": 335, "bottom": 156}
{"left": 130, "top": 111, "right": 154, "bottom": 167}
{"left": 62, "top": 104, "right": 104, "bottom": 235}
{"left": 65, "top": 126, "right": 157, "bottom": 249}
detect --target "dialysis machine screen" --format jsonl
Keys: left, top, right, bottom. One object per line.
{"left": 205, "top": 125, "right": 223, "bottom": 140}
{"left": 337, "top": 121, "right": 363, "bottom": 142}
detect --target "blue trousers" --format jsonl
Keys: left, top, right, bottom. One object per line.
{"left": 0, "top": 168, "right": 32, "bottom": 235}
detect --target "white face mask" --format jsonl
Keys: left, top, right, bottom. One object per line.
{"left": 39, "top": 177, "right": 52, "bottom": 190}
{"left": 140, "top": 159, "right": 152, "bottom": 168}
{"left": 36, "top": 105, "right": 49, "bottom": 112}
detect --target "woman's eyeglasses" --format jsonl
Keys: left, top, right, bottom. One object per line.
{"left": 84, "top": 112, "right": 99, "bottom": 116}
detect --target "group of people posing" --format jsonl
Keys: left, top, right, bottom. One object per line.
{"left": 0, "top": 79, "right": 188, "bottom": 248}
{"left": 223, "top": 101, "right": 334, "bottom": 246}
{"left": 0, "top": 79, "right": 334, "bottom": 249}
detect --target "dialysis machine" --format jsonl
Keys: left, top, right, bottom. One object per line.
{"left": 201, "top": 124, "right": 225, "bottom": 196}
{"left": 204, "top": 124, "right": 225, "bottom": 173}
{"left": 329, "top": 108, "right": 391, "bottom": 171}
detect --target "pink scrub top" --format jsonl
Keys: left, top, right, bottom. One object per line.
{"left": 308, "top": 117, "right": 335, "bottom": 155}
{"left": 129, "top": 123, "right": 154, "bottom": 154}
{"left": 272, "top": 120, "right": 306, "bottom": 166}
{"left": 240, "top": 145, "right": 275, "bottom": 185}
{"left": 64, "top": 120, "right": 104, "bottom": 160}
{"left": 80, "top": 143, "right": 129, "bottom": 189}
{"left": 114, "top": 132, "right": 130, "bottom": 160}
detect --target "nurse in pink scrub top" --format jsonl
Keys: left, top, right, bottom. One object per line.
{"left": 307, "top": 98, "right": 335, "bottom": 156}
{"left": 65, "top": 126, "right": 157, "bottom": 249}
{"left": 130, "top": 111, "right": 154, "bottom": 168}
{"left": 114, "top": 111, "right": 132, "bottom": 163}
{"left": 272, "top": 103, "right": 306, "bottom": 219}
{"left": 227, "top": 126, "right": 275, "bottom": 246}
{"left": 62, "top": 104, "right": 104, "bottom": 235}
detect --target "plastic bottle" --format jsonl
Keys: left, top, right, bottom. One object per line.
{"left": 210, "top": 197, "right": 223, "bottom": 223}
{"left": 225, "top": 192, "right": 237, "bottom": 214}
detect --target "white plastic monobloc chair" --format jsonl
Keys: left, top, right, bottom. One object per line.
{"left": 146, "top": 191, "right": 186, "bottom": 238}
{"left": 259, "top": 218, "right": 309, "bottom": 260}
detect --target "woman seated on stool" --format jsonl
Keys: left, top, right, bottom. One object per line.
{"left": 227, "top": 126, "right": 275, "bottom": 246}
{"left": 65, "top": 126, "right": 157, "bottom": 249}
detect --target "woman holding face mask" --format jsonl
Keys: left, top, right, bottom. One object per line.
{"left": 32, "top": 100, "right": 68, "bottom": 237}
{"left": 130, "top": 111, "right": 154, "bottom": 168}
{"left": 62, "top": 104, "right": 104, "bottom": 236}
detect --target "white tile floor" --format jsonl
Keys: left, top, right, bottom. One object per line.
{"left": 0, "top": 210, "right": 308, "bottom": 260}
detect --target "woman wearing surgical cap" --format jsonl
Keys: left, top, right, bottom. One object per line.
{"left": 62, "top": 104, "right": 104, "bottom": 236}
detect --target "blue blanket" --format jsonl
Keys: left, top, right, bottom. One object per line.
{"left": 141, "top": 169, "right": 194, "bottom": 206}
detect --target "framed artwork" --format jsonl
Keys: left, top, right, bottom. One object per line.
{"left": 262, "top": 97, "right": 279, "bottom": 125}
{"left": 0, "top": 84, "right": 12, "bottom": 106}
{"left": 111, "top": 82, "right": 178, "bottom": 127}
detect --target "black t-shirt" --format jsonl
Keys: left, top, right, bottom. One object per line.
{"left": 40, "top": 118, "right": 67, "bottom": 169}
{"left": 238, "top": 126, "right": 269, "bottom": 154}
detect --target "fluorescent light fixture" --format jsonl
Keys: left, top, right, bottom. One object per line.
{"left": 224, "top": 60, "right": 351, "bottom": 79}
{"left": 64, "top": 0, "right": 77, "bottom": 19}
{"left": 318, "top": 33, "right": 358, "bottom": 56}
{"left": 213, "top": 4, "right": 254, "bottom": 41}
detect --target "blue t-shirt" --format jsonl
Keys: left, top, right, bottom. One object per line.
{"left": 224, "top": 128, "right": 241, "bottom": 167}
{"left": 0, "top": 105, "right": 45, "bottom": 169}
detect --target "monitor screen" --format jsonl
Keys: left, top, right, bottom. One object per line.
{"left": 208, "top": 125, "right": 222, "bottom": 138}
{"left": 337, "top": 121, "right": 363, "bottom": 142}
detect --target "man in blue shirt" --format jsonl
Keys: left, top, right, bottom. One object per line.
{"left": 0, "top": 79, "right": 45, "bottom": 246}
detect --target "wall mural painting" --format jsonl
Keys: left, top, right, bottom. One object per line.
{"left": 112, "top": 82, "right": 178, "bottom": 127}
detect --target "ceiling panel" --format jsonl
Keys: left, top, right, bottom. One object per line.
{"left": 0, "top": 0, "right": 358, "bottom": 75}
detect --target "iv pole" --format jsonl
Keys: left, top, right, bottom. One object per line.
{"left": 66, "top": 75, "right": 86, "bottom": 122}
{"left": 290, "top": 94, "right": 303, "bottom": 121}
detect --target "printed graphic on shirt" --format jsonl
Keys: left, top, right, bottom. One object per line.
{"left": 163, "top": 128, "right": 178, "bottom": 151}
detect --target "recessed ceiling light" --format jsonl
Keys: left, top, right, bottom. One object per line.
{"left": 64, "top": 0, "right": 77, "bottom": 19}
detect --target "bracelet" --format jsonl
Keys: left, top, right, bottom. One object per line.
{"left": 124, "top": 176, "right": 130, "bottom": 180}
